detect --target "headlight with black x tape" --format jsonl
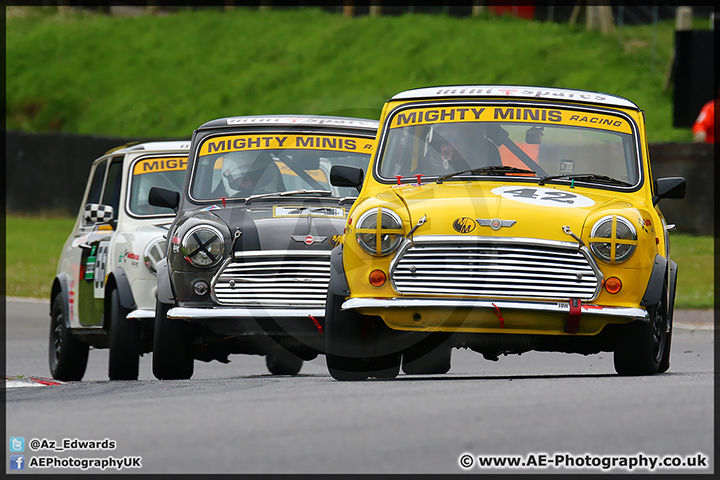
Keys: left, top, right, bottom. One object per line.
{"left": 181, "top": 225, "right": 225, "bottom": 267}
{"left": 355, "top": 207, "right": 404, "bottom": 256}
{"left": 589, "top": 214, "right": 637, "bottom": 264}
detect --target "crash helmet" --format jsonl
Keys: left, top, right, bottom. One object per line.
{"left": 220, "top": 150, "right": 274, "bottom": 196}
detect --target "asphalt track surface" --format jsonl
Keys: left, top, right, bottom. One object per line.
{"left": 4, "top": 297, "right": 715, "bottom": 474}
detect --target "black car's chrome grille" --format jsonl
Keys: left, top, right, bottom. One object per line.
{"left": 392, "top": 238, "right": 601, "bottom": 301}
{"left": 213, "top": 251, "right": 331, "bottom": 307}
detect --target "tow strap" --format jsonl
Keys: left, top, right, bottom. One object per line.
{"left": 564, "top": 298, "right": 582, "bottom": 333}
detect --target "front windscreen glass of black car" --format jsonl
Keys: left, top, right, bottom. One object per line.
{"left": 191, "top": 148, "right": 371, "bottom": 200}
{"left": 378, "top": 120, "right": 639, "bottom": 185}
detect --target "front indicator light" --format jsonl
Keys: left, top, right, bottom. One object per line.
{"left": 369, "top": 269, "right": 387, "bottom": 287}
{"left": 193, "top": 280, "right": 209, "bottom": 296}
{"left": 604, "top": 276, "right": 622, "bottom": 294}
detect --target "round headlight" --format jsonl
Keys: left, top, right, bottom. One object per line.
{"left": 144, "top": 237, "right": 166, "bottom": 275}
{"left": 589, "top": 215, "right": 637, "bottom": 264}
{"left": 355, "top": 207, "right": 404, "bottom": 256}
{"left": 182, "top": 225, "right": 225, "bottom": 267}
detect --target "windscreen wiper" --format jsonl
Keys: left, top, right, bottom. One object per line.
{"left": 245, "top": 189, "right": 332, "bottom": 204}
{"left": 436, "top": 165, "right": 536, "bottom": 184}
{"left": 537, "top": 173, "right": 632, "bottom": 187}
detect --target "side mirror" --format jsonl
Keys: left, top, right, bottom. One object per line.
{"left": 653, "top": 177, "right": 686, "bottom": 206}
{"left": 330, "top": 165, "right": 364, "bottom": 192}
{"left": 149, "top": 186, "right": 180, "bottom": 212}
{"left": 84, "top": 203, "right": 114, "bottom": 225}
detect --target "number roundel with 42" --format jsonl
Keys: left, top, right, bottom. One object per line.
{"left": 491, "top": 186, "right": 596, "bottom": 208}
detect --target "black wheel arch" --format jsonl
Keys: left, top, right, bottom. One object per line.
{"left": 51, "top": 273, "right": 72, "bottom": 328}
{"left": 328, "top": 244, "right": 350, "bottom": 296}
{"left": 156, "top": 258, "right": 176, "bottom": 304}
{"left": 667, "top": 259, "right": 678, "bottom": 322}
{"left": 640, "top": 254, "right": 668, "bottom": 306}
{"left": 104, "top": 267, "right": 137, "bottom": 330}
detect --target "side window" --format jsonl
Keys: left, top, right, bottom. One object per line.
{"left": 101, "top": 157, "right": 124, "bottom": 220}
{"left": 82, "top": 160, "right": 108, "bottom": 226}
{"left": 86, "top": 161, "right": 107, "bottom": 205}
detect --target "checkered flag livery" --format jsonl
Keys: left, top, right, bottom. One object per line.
{"left": 84, "top": 203, "right": 114, "bottom": 224}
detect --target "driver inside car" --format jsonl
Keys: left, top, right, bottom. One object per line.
{"left": 215, "top": 150, "right": 284, "bottom": 197}
{"left": 413, "top": 123, "right": 502, "bottom": 176}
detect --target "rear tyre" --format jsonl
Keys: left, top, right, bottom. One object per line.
{"left": 49, "top": 294, "right": 89, "bottom": 381}
{"left": 402, "top": 342, "right": 452, "bottom": 375}
{"left": 108, "top": 289, "right": 140, "bottom": 380}
{"left": 614, "top": 283, "right": 669, "bottom": 376}
{"left": 266, "top": 351, "right": 303, "bottom": 375}
{"left": 152, "top": 300, "right": 194, "bottom": 380}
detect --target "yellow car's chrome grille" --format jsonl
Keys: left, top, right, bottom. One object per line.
{"left": 213, "top": 251, "right": 331, "bottom": 307}
{"left": 392, "top": 241, "right": 601, "bottom": 301}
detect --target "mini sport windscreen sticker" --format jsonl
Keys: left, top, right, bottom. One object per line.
{"left": 491, "top": 186, "right": 595, "bottom": 208}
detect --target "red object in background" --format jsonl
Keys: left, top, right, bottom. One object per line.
{"left": 692, "top": 99, "right": 715, "bottom": 143}
{"left": 487, "top": 5, "right": 535, "bottom": 20}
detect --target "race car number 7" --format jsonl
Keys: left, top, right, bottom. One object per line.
{"left": 491, "top": 186, "right": 595, "bottom": 208}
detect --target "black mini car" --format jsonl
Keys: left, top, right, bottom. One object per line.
{"left": 149, "top": 115, "right": 378, "bottom": 379}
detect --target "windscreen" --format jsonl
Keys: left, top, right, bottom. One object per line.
{"left": 190, "top": 133, "right": 374, "bottom": 200}
{"left": 129, "top": 155, "right": 187, "bottom": 216}
{"left": 377, "top": 104, "right": 639, "bottom": 186}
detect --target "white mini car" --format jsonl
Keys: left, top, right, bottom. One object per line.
{"left": 49, "top": 141, "right": 189, "bottom": 381}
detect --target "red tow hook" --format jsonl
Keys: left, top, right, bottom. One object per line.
{"left": 492, "top": 303, "right": 504, "bottom": 328}
{"left": 414, "top": 174, "right": 423, "bottom": 186}
{"left": 309, "top": 315, "right": 323, "bottom": 333}
{"left": 564, "top": 298, "right": 582, "bottom": 333}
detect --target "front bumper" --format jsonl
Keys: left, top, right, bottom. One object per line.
{"left": 341, "top": 297, "right": 648, "bottom": 335}
{"left": 127, "top": 309, "right": 155, "bottom": 320}
{"left": 168, "top": 306, "right": 325, "bottom": 319}
{"left": 342, "top": 298, "right": 647, "bottom": 319}
{"left": 165, "top": 306, "right": 324, "bottom": 337}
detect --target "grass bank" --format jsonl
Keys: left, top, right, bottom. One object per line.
{"left": 6, "top": 7, "right": 705, "bottom": 142}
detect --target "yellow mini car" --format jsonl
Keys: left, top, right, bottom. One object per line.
{"left": 325, "top": 85, "right": 686, "bottom": 380}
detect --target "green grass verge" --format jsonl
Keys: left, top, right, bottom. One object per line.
{"left": 669, "top": 233, "right": 715, "bottom": 310}
{"left": 5, "top": 215, "right": 713, "bottom": 309}
{"left": 5, "top": 215, "right": 76, "bottom": 300}
{"left": 5, "top": 7, "right": 711, "bottom": 142}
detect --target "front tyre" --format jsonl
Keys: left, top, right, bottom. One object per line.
{"left": 108, "top": 289, "right": 141, "bottom": 380}
{"left": 614, "top": 283, "right": 669, "bottom": 376}
{"left": 325, "top": 290, "right": 400, "bottom": 381}
{"left": 658, "top": 277, "right": 676, "bottom": 373}
{"left": 152, "top": 300, "right": 194, "bottom": 380}
{"left": 49, "top": 294, "right": 89, "bottom": 381}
